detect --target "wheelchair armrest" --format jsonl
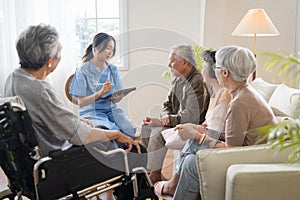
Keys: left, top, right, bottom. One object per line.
{"left": 92, "top": 147, "right": 130, "bottom": 176}
{"left": 33, "top": 156, "right": 52, "bottom": 185}
{"left": 33, "top": 156, "right": 52, "bottom": 200}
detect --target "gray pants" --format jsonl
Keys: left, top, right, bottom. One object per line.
{"left": 140, "top": 125, "right": 168, "bottom": 171}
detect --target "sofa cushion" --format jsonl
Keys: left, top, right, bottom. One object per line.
{"left": 268, "top": 84, "right": 300, "bottom": 117}
{"left": 250, "top": 78, "right": 278, "bottom": 102}
{"left": 226, "top": 163, "right": 300, "bottom": 200}
{"left": 196, "top": 145, "right": 296, "bottom": 200}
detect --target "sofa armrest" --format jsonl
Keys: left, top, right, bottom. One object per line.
{"left": 226, "top": 163, "right": 300, "bottom": 200}
{"left": 196, "top": 144, "right": 296, "bottom": 200}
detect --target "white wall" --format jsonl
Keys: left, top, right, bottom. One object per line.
{"left": 117, "top": 0, "right": 203, "bottom": 127}
{"left": 295, "top": 0, "right": 300, "bottom": 53}
{"left": 3, "top": 0, "right": 295, "bottom": 129}
{"left": 204, "top": 0, "right": 298, "bottom": 84}
{"left": 118, "top": 0, "right": 298, "bottom": 128}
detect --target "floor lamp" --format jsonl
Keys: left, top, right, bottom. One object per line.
{"left": 232, "top": 8, "right": 279, "bottom": 80}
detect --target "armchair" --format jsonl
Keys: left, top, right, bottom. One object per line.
{"left": 64, "top": 73, "right": 78, "bottom": 105}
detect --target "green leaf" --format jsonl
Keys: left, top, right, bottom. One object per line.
{"left": 162, "top": 70, "right": 171, "bottom": 79}
{"left": 260, "top": 51, "right": 300, "bottom": 87}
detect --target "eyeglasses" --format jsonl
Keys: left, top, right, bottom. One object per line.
{"left": 215, "top": 64, "right": 223, "bottom": 70}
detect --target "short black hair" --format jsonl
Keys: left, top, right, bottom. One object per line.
{"left": 202, "top": 50, "right": 217, "bottom": 79}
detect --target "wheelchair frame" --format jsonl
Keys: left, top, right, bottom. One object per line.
{"left": 0, "top": 98, "right": 157, "bottom": 200}
{"left": 33, "top": 147, "right": 135, "bottom": 200}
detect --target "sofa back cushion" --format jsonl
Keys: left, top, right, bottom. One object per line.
{"left": 196, "top": 144, "right": 295, "bottom": 200}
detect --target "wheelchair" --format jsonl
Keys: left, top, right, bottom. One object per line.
{"left": 0, "top": 97, "right": 158, "bottom": 200}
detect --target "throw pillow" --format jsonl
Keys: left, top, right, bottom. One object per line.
{"left": 269, "top": 84, "right": 300, "bottom": 118}
{"left": 250, "top": 78, "right": 278, "bottom": 102}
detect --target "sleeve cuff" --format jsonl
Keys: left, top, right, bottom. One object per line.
{"left": 69, "top": 122, "right": 91, "bottom": 145}
{"left": 169, "top": 115, "right": 180, "bottom": 126}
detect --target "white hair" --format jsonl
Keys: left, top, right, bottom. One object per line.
{"left": 216, "top": 46, "right": 256, "bottom": 82}
{"left": 16, "top": 24, "right": 60, "bottom": 70}
{"left": 170, "top": 44, "right": 196, "bottom": 68}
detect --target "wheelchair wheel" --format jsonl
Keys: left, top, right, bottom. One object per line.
{"left": 0, "top": 189, "right": 15, "bottom": 200}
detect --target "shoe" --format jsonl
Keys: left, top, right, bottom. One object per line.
{"left": 154, "top": 181, "right": 173, "bottom": 200}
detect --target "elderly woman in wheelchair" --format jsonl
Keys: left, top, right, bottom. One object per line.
{"left": 0, "top": 24, "right": 157, "bottom": 200}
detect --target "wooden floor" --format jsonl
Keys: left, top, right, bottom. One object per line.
{"left": 0, "top": 150, "right": 174, "bottom": 199}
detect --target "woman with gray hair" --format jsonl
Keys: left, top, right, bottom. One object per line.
{"left": 215, "top": 45, "right": 256, "bottom": 82}
{"left": 171, "top": 45, "right": 277, "bottom": 200}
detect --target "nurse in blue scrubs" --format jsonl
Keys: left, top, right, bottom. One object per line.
{"left": 70, "top": 33, "right": 136, "bottom": 139}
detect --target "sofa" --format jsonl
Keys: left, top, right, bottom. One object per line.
{"left": 249, "top": 77, "right": 299, "bottom": 120}
{"left": 195, "top": 78, "right": 300, "bottom": 200}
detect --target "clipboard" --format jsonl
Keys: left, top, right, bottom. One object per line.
{"left": 103, "top": 87, "right": 136, "bottom": 100}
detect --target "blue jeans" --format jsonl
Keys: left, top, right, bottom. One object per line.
{"left": 173, "top": 154, "right": 199, "bottom": 200}
{"left": 173, "top": 130, "right": 222, "bottom": 199}
{"left": 175, "top": 139, "right": 209, "bottom": 173}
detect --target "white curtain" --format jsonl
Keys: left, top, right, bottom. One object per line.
{"left": 0, "top": 0, "right": 81, "bottom": 106}
{"left": 0, "top": 0, "right": 17, "bottom": 97}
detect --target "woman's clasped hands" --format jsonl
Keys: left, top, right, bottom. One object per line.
{"left": 174, "top": 123, "right": 207, "bottom": 143}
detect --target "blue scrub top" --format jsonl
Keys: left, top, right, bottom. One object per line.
{"left": 70, "top": 61, "right": 123, "bottom": 115}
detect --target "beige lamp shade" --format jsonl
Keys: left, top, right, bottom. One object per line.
{"left": 232, "top": 8, "right": 279, "bottom": 36}
{"left": 232, "top": 8, "right": 279, "bottom": 80}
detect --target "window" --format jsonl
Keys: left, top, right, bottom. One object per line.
{"left": 73, "top": 0, "right": 128, "bottom": 69}
{"left": 0, "top": 0, "right": 128, "bottom": 96}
